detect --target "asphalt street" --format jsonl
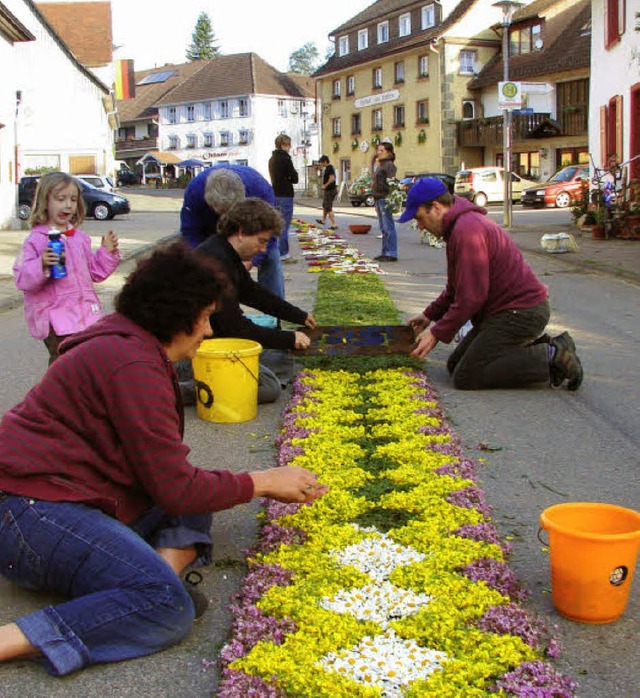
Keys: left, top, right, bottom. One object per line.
{"left": 0, "top": 191, "right": 638, "bottom": 697}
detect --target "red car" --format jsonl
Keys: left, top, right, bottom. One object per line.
{"left": 520, "top": 165, "right": 590, "bottom": 208}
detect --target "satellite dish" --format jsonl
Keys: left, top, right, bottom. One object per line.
{"left": 534, "top": 38, "right": 544, "bottom": 50}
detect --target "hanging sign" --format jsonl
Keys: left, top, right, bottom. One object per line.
{"left": 498, "top": 81, "right": 522, "bottom": 109}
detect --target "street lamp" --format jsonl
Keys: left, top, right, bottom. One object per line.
{"left": 493, "top": 0, "right": 523, "bottom": 229}
{"left": 301, "top": 109, "right": 308, "bottom": 193}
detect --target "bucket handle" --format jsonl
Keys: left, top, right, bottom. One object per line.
{"left": 227, "top": 352, "right": 259, "bottom": 383}
{"left": 537, "top": 527, "right": 548, "bottom": 547}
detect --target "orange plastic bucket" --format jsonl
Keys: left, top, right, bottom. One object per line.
{"left": 539, "top": 502, "right": 640, "bottom": 624}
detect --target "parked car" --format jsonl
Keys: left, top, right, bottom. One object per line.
{"left": 75, "top": 174, "right": 115, "bottom": 193}
{"left": 116, "top": 169, "right": 142, "bottom": 186}
{"left": 454, "top": 167, "right": 536, "bottom": 207}
{"left": 17, "top": 176, "right": 41, "bottom": 220}
{"left": 349, "top": 175, "right": 375, "bottom": 207}
{"left": 520, "top": 164, "right": 590, "bottom": 208}
{"left": 17, "top": 176, "right": 130, "bottom": 221}
{"left": 399, "top": 172, "right": 456, "bottom": 194}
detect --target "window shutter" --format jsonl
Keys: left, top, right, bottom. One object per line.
{"left": 615, "top": 94, "right": 623, "bottom": 162}
{"left": 600, "top": 105, "right": 608, "bottom": 166}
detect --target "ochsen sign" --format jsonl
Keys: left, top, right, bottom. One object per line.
{"left": 355, "top": 90, "right": 400, "bottom": 109}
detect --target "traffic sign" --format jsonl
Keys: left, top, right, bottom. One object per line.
{"left": 498, "top": 81, "right": 522, "bottom": 109}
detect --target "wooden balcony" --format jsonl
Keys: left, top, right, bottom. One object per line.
{"left": 457, "top": 113, "right": 553, "bottom": 147}
{"left": 115, "top": 137, "right": 158, "bottom": 154}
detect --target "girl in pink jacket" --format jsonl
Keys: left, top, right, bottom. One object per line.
{"left": 13, "top": 172, "right": 120, "bottom": 363}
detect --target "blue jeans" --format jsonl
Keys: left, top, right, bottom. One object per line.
{"left": 0, "top": 493, "right": 212, "bottom": 675}
{"left": 274, "top": 196, "right": 294, "bottom": 257}
{"left": 375, "top": 198, "right": 398, "bottom": 257}
{"left": 257, "top": 239, "right": 285, "bottom": 299}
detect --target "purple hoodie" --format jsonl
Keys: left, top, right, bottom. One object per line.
{"left": 424, "top": 197, "right": 548, "bottom": 344}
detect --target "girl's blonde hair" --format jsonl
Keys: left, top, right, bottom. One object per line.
{"left": 29, "top": 172, "right": 85, "bottom": 227}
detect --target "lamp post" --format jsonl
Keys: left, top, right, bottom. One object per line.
{"left": 493, "top": 0, "right": 522, "bottom": 229}
{"left": 301, "top": 109, "right": 308, "bottom": 193}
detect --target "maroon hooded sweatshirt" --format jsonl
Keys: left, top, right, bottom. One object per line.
{"left": 0, "top": 313, "right": 254, "bottom": 524}
{"left": 424, "top": 197, "right": 548, "bottom": 344}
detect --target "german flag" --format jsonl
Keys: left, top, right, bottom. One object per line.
{"left": 115, "top": 59, "right": 135, "bottom": 100}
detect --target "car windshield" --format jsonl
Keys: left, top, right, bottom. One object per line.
{"left": 549, "top": 167, "right": 580, "bottom": 183}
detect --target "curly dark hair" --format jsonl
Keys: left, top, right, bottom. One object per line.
{"left": 115, "top": 241, "right": 231, "bottom": 343}
{"left": 217, "top": 198, "right": 283, "bottom": 239}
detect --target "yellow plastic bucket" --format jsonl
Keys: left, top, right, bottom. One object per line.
{"left": 192, "top": 338, "right": 262, "bottom": 423}
{"left": 539, "top": 502, "right": 640, "bottom": 624}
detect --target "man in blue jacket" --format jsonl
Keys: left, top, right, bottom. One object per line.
{"left": 180, "top": 165, "right": 285, "bottom": 298}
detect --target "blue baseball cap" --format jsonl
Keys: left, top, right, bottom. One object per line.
{"left": 398, "top": 178, "right": 448, "bottom": 223}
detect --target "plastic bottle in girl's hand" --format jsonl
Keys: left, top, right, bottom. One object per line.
{"left": 47, "top": 229, "right": 67, "bottom": 279}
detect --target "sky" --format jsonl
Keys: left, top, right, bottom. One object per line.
{"left": 103, "top": 0, "right": 373, "bottom": 72}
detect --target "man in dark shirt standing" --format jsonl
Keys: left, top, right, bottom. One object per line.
{"left": 268, "top": 134, "right": 298, "bottom": 261}
{"left": 400, "top": 178, "right": 583, "bottom": 391}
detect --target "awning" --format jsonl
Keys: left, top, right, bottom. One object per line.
{"left": 136, "top": 151, "right": 182, "bottom": 166}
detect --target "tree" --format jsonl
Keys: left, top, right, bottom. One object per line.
{"left": 288, "top": 42, "right": 320, "bottom": 74}
{"left": 186, "top": 12, "right": 220, "bottom": 61}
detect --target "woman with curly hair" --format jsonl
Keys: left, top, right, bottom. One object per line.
{"left": 0, "top": 242, "right": 327, "bottom": 676}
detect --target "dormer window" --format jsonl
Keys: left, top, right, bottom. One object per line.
{"left": 358, "top": 28, "right": 368, "bottom": 50}
{"left": 338, "top": 35, "right": 349, "bottom": 56}
{"left": 421, "top": 4, "right": 436, "bottom": 30}
{"left": 377, "top": 21, "right": 389, "bottom": 44}
{"left": 399, "top": 13, "right": 411, "bottom": 37}
{"left": 510, "top": 23, "right": 543, "bottom": 55}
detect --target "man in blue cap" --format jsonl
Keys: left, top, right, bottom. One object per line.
{"left": 398, "top": 178, "right": 583, "bottom": 391}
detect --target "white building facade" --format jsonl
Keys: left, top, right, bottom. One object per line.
{"left": 0, "top": 0, "right": 114, "bottom": 228}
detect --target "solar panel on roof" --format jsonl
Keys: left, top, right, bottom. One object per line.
{"left": 137, "top": 70, "right": 176, "bottom": 85}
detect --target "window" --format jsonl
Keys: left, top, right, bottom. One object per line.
{"left": 351, "top": 113, "right": 361, "bottom": 135}
{"left": 219, "top": 100, "right": 229, "bottom": 118}
{"left": 394, "top": 61, "right": 405, "bottom": 84}
{"left": 332, "top": 117, "right": 341, "bottom": 137}
{"left": 203, "top": 133, "right": 213, "bottom": 148}
{"left": 372, "top": 67, "right": 382, "bottom": 89}
{"left": 278, "top": 100, "right": 287, "bottom": 117}
{"left": 358, "top": 28, "right": 368, "bottom": 50}
{"left": 399, "top": 12, "right": 411, "bottom": 37}
{"left": 186, "top": 105, "right": 195, "bottom": 122}
{"left": 605, "top": 0, "right": 625, "bottom": 48}
{"left": 168, "top": 135, "right": 178, "bottom": 150}
{"left": 339, "top": 35, "right": 349, "bottom": 56}
{"left": 372, "top": 109, "right": 383, "bottom": 131}
{"left": 167, "top": 107, "right": 177, "bottom": 124}
{"left": 186, "top": 134, "right": 197, "bottom": 149}
{"left": 418, "top": 55, "right": 429, "bottom": 78}
{"left": 203, "top": 102, "right": 212, "bottom": 120}
{"left": 557, "top": 78, "right": 589, "bottom": 136}
{"left": 220, "top": 131, "right": 231, "bottom": 146}
{"left": 421, "top": 4, "right": 436, "bottom": 29}
{"left": 332, "top": 79, "right": 341, "bottom": 99}
{"left": 510, "top": 23, "right": 542, "bottom": 55}
{"left": 239, "top": 98, "right": 249, "bottom": 117}
{"left": 417, "top": 99, "right": 429, "bottom": 124}
{"left": 462, "top": 100, "right": 475, "bottom": 120}
{"left": 393, "top": 105, "right": 405, "bottom": 128}
{"left": 377, "top": 21, "right": 389, "bottom": 43}
{"left": 459, "top": 50, "right": 476, "bottom": 75}
{"left": 239, "top": 129, "right": 250, "bottom": 144}
{"left": 346, "top": 75, "right": 355, "bottom": 96}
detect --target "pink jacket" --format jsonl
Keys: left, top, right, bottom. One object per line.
{"left": 13, "top": 224, "right": 121, "bottom": 340}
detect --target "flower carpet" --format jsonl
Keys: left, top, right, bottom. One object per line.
{"left": 216, "top": 367, "right": 577, "bottom": 697}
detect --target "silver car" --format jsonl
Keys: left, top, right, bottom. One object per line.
{"left": 454, "top": 167, "right": 536, "bottom": 207}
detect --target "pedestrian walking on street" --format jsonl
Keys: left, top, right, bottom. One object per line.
{"left": 13, "top": 172, "right": 120, "bottom": 364}
{"left": 373, "top": 143, "right": 398, "bottom": 262}
{"left": 268, "top": 134, "right": 298, "bottom": 261}
{"left": 315, "top": 155, "right": 338, "bottom": 230}
{"left": 0, "top": 242, "right": 328, "bottom": 677}
{"left": 180, "top": 165, "right": 285, "bottom": 299}
{"left": 400, "top": 178, "right": 584, "bottom": 391}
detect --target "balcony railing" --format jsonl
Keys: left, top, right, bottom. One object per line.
{"left": 115, "top": 136, "right": 157, "bottom": 153}
{"left": 457, "top": 113, "right": 552, "bottom": 147}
